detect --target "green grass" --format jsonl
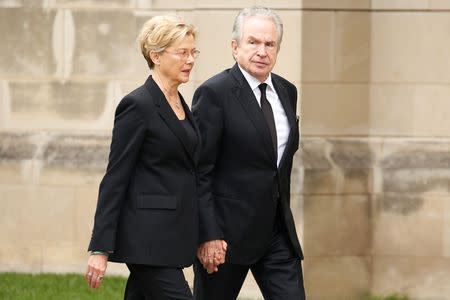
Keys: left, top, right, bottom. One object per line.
{"left": 0, "top": 272, "right": 126, "bottom": 300}
{"left": 0, "top": 272, "right": 413, "bottom": 300}
{"left": 353, "top": 292, "right": 413, "bottom": 300}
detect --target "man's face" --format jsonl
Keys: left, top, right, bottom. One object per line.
{"left": 232, "top": 16, "right": 279, "bottom": 82}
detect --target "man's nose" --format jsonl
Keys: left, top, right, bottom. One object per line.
{"left": 256, "top": 45, "right": 268, "bottom": 56}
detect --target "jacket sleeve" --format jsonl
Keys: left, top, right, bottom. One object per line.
{"left": 192, "top": 85, "right": 225, "bottom": 243}
{"left": 88, "top": 96, "right": 145, "bottom": 251}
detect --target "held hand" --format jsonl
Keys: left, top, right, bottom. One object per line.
{"left": 85, "top": 254, "right": 108, "bottom": 289}
{"left": 197, "top": 239, "right": 227, "bottom": 274}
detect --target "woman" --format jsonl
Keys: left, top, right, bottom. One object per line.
{"left": 85, "top": 15, "right": 213, "bottom": 300}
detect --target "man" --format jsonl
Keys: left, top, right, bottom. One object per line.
{"left": 192, "top": 6, "right": 305, "bottom": 300}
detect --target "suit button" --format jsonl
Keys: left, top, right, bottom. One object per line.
{"left": 190, "top": 169, "right": 195, "bottom": 175}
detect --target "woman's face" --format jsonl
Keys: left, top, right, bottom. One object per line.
{"left": 157, "top": 34, "right": 197, "bottom": 87}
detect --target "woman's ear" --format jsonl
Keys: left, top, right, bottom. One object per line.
{"left": 149, "top": 51, "right": 160, "bottom": 66}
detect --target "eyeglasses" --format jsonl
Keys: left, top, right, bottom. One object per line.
{"left": 164, "top": 49, "right": 200, "bottom": 60}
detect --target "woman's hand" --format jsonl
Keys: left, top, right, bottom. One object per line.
{"left": 85, "top": 254, "right": 108, "bottom": 289}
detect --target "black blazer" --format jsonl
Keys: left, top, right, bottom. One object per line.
{"left": 88, "top": 76, "right": 200, "bottom": 267}
{"left": 192, "top": 64, "right": 303, "bottom": 264}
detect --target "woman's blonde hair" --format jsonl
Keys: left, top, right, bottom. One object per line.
{"left": 138, "top": 15, "right": 197, "bottom": 69}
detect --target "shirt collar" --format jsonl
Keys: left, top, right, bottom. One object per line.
{"left": 238, "top": 64, "right": 275, "bottom": 93}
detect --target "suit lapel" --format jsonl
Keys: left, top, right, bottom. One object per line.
{"left": 145, "top": 76, "right": 197, "bottom": 165}
{"left": 230, "top": 64, "right": 277, "bottom": 164}
{"left": 182, "top": 95, "right": 201, "bottom": 164}
{"left": 272, "top": 76, "right": 297, "bottom": 169}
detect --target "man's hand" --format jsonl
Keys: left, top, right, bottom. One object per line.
{"left": 85, "top": 254, "right": 108, "bottom": 289}
{"left": 197, "top": 239, "right": 227, "bottom": 274}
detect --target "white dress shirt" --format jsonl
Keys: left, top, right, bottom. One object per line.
{"left": 238, "top": 65, "right": 290, "bottom": 167}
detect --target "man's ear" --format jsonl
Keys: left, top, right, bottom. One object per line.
{"left": 231, "top": 40, "right": 238, "bottom": 59}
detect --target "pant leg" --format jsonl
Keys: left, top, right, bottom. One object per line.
{"left": 126, "top": 264, "right": 193, "bottom": 300}
{"left": 124, "top": 271, "right": 146, "bottom": 300}
{"left": 193, "top": 258, "right": 248, "bottom": 300}
{"left": 250, "top": 229, "right": 306, "bottom": 300}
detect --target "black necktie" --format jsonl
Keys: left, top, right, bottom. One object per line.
{"left": 259, "top": 83, "right": 277, "bottom": 159}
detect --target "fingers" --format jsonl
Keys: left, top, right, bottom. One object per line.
{"left": 221, "top": 240, "right": 228, "bottom": 251}
{"left": 85, "top": 254, "right": 108, "bottom": 289}
{"left": 197, "top": 240, "right": 228, "bottom": 274}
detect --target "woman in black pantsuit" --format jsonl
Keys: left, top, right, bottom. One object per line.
{"left": 84, "top": 15, "right": 220, "bottom": 300}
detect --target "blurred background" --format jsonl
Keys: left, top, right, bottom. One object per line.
{"left": 0, "top": 0, "right": 449, "bottom": 299}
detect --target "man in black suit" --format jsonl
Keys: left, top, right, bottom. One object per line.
{"left": 192, "top": 6, "right": 305, "bottom": 300}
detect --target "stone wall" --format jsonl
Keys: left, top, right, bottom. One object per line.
{"left": 0, "top": 1, "right": 449, "bottom": 300}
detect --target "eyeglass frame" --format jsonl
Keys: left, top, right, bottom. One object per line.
{"left": 164, "top": 49, "right": 200, "bottom": 60}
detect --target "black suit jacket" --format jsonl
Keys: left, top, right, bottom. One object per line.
{"left": 88, "top": 76, "right": 200, "bottom": 267}
{"left": 192, "top": 64, "right": 303, "bottom": 264}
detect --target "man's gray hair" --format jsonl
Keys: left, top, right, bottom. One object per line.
{"left": 231, "top": 6, "right": 283, "bottom": 50}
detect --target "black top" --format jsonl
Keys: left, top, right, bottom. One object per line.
{"left": 88, "top": 75, "right": 201, "bottom": 267}
{"left": 180, "top": 117, "right": 198, "bottom": 155}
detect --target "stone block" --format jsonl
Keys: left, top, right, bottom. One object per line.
{"left": 55, "top": 0, "right": 135, "bottom": 8}
{"left": 430, "top": 0, "right": 450, "bottom": 9}
{"left": 42, "top": 134, "right": 109, "bottom": 171}
{"left": 301, "top": 11, "right": 334, "bottom": 82}
{"left": 371, "top": 0, "right": 430, "bottom": 9}
{"left": 74, "top": 186, "right": 99, "bottom": 246}
{"left": 303, "top": 195, "right": 371, "bottom": 256}
{"left": 342, "top": 168, "right": 373, "bottom": 194}
{"left": 371, "top": 13, "right": 450, "bottom": 83}
{"left": 334, "top": 12, "right": 371, "bottom": 82}
{"left": 290, "top": 156, "right": 304, "bottom": 194}
{"left": 301, "top": 0, "right": 370, "bottom": 9}
{"left": 7, "top": 81, "right": 112, "bottom": 129}
{"left": 0, "top": 80, "right": 7, "bottom": 128}
{"left": 39, "top": 166, "right": 105, "bottom": 187}
{"left": 372, "top": 256, "right": 450, "bottom": 299}
{"left": 39, "top": 134, "right": 109, "bottom": 186}
{"left": 444, "top": 197, "right": 450, "bottom": 257}
{"left": 329, "top": 139, "right": 377, "bottom": 168}
{"left": 373, "top": 195, "right": 445, "bottom": 256}
{"left": 304, "top": 256, "right": 370, "bottom": 300}
{"left": 369, "top": 84, "right": 415, "bottom": 135}
{"left": 305, "top": 195, "right": 371, "bottom": 256}
{"left": 382, "top": 168, "right": 450, "bottom": 195}
{"left": 290, "top": 194, "right": 305, "bottom": 243}
{"left": 0, "top": 186, "right": 76, "bottom": 247}
{"left": 413, "top": 85, "right": 450, "bottom": 137}
{"left": 381, "top": 139, "right": 450, "bottom": 169}
{"left": 370, "top": 84, "right": 450, "bottom": 137}
{"left": 189, "top": 10, "right": 237, "bottom": 82}
{"left": 71, "top": 10, "right": 148, "bottom": 79}
{"left": 146, "top": 0, "right": 199, "bottom": 8}
{"left": 255, "top": 0, "right": 302, "bottom": 7}
{"left": 0, "top": 246, "right": 42, "bottom": 272}
{"left": 42, "top": 245, "right": 88, "bottom": 273}
{"left": 0, "top": 161, "right": 31, "bottom": 185}
{"left": 300, "top": 84, "right": 370, "bottom": 135}
{"left": 298, "top": 138, "right": 331, "bottom": 170}
{"left": 302, "top": 169, "right": 340, "bottom": 195}
{"left": 0, "top": 132, "right": 37, "bottom": 161}
{"left": 272, "top": 10, "right": 302, "bottom": 83}
{"left": 380, "top": 139, "right": 450, "bottom": 195}
{"left": 301, "top": 167, "right": 373, "bottom": 195}
{"left": 0, "top": 8, "right": 56, "bottom": 77}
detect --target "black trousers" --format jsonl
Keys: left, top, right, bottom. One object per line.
{"left": 193, "top": 225, "right": 306, "bottom": 300}
{"left": 125, "top": 264, "right": 192, "bottom": 300}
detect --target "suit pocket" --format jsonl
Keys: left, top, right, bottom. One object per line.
{"left": 137, "top": 194, "right": 177, "bottom": 210}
